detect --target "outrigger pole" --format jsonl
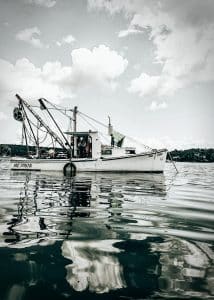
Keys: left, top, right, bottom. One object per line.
{"left": 16, "top": 99, "right": 29, "bottom": 156}
{"left": 19, "top": 101, "right": 39, "bottom": 151}
{"left": 22, "top": 118, "right": 29, "bottom": 157}
{"left": 38, "top": 98, "right": 72, "bottom": 151}
{"left": 15, "top": 94, "right": 69, "bottom": 153}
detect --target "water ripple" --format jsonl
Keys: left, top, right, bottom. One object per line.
{"left": 0, "top": 162, "right": 214, "bottom": 299}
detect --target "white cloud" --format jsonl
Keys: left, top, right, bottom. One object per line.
{"left": 128, "top": 73, "right": 160, "bottom": 97}
{"left": 147, "top": 101, "right": 167, "bottom": 111}
{"left": 56, "top": 34, "right": 76, "bottom": 47}
{"left": 89, "top": 0, "right": 214, "bottom": 96}
{"left": 16, "top": 27, "right": 47, "bottom": 48}
{"left": 118, "top": 28, "right": 142, "bottom": 38}
{"left": 0, "top": 45, "right": 128, "bottom": 103}
{"left": 128, "top": 72, "right": 183, "bottom": 97}
{"left": 88, "top": 0, "right": 138, "bottom": 15}
{"left": 0, "top": 112, "right": 7, "bottom": 121}
{"left": 25, "top": 0, "right": 56, "bottom": 8}
{"left": 70, "top": 44, "right": 128, "bottom": 88}
{"left": 63, "top": 35, "right": 76, "bottom": 44}
{"left": 0, "top": 58, "right": 73, "bottom": 102}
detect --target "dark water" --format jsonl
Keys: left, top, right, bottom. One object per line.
{"left": 0, "top": 161, "right": 214, "bottom": 300}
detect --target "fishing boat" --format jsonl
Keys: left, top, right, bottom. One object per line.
{"left": 10, "top": 94, "right": 167, "bottom": 174}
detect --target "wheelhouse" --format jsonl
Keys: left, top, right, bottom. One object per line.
{"left": 65, "top": 131, "right": 101, "bottom": 159}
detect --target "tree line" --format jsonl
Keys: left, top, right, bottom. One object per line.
{"left": 0, "top": 144, "right": 63, "bottom": 157}
{"left": 167, "top": 148, "right": 214, "bottom": 162}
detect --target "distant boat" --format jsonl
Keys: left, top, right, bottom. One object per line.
{"left": 10, "top": 95, "right": 167, "bottom": 174}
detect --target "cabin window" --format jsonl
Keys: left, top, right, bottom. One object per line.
{"left": 125, "top": 149, "right": 136, "bottom": 154}
{"left": 101, "top": 149, "right": 112, "bottom": 155}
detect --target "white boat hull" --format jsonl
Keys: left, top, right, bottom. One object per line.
{"left": 10, "top": 149, "right": 167, "bottom": 173}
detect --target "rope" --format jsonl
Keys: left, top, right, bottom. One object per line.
{"left": 78, "top": 111, "right": 108, "bottom": 128}
{"left": 78, "top": 114, "right": 110, "bottom": 144}
{"left": 168, "top": 152, "right": 179, "bottom": 173}
{"left": 20, "top": 98, "right": 156, "bottom": 152}
{"left": 38, "top": 130, "right": 49, "bottom": 144}
{"left": 23, "top": 116, "right": 50, "bottom": 146}
{"left": 25, "top": 126, "right": 36, "bottom": 144}
{"left": 41, "top": 98, "right": 73, "bottom": 121}
{"left": 124, "top": 135, "right": 153, "bottom": 151}
{"left": 78, "top": 113, "right": 99, "bottom": 131}
{"left": 28, "top": 118, "right": 47, "bottom": 133}
{"left": 79, "top": 110, "right": 153, "bottom": 151}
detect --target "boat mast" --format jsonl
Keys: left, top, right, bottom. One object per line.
{"left": 73, "top": 106, "right": 78, "bottom": 157}
{"left": 73, "top": 106, "right": 77, "bottom": 132}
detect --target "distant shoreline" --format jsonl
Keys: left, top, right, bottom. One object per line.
{"left": 167, "top": 148, "right": 214, "bottom": 163}
{"left": 166, "top": 160, "right": 214, "bottom": 163}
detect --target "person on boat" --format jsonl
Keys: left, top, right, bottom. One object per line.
{"left": 78, "top": 137, "right": 87, "bottom": 158}
{"left": 111, "top": 134, "right": 115, "bottom": 147}
{"left": 86, "top": 138, "right": 92, "bottom": 158}
{"left": 48, "top": 148, "right": 55, "bottom": 159}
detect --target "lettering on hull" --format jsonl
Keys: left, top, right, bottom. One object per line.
{"left": 13, "top": 163, "right": 32, "bottom": 169}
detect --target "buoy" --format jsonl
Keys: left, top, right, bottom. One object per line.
{"left": 63, "top": 162, "right": 76, "bottom": 176}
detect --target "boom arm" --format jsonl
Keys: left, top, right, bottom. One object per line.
{"left": 15, "top": 94, "right": 67, "bottom": 151}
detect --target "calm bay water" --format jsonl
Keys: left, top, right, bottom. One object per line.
{"left": 0, "top": 161, "right": 214, "bottom": 300}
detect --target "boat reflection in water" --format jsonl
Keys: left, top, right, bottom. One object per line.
{"left": 0, "top": 169, "right": 214, "bottom": 299}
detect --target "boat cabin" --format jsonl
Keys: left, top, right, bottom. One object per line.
{"left": 65, "top": 131, "right": 101, "bottom": 159}
{"left": 66, "top": 131, "right": 136, "bottom": 159}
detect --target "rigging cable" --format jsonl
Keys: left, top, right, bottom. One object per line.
{"left": 19, "top": 96, "right": 154, "bottom": 151}
{"left": 24, "top": 107, "right": 65, "bottom": 147}
{"left": 78, "top": 111, "right": 108, "bottom": 129}
{"left": 27, "top": 118, "right": 48, "bottom": 133}
{"left": 23, "top": 117, "right": 50, "bottom": 146}
{"left": 41, "top": 98, "right": 73, "bottom": 121}
{"left": 78, "top": 113, "right": 110, "bottom": 144}
{"left": 38, "top": 130, "right": 49, "bottom": 144}
{"left": 78, "top": 110, "right": 153, "bottom": 150}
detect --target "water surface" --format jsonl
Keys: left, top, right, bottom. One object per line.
{"left": 0, "top": 161, "right": 214, "bottom": 299}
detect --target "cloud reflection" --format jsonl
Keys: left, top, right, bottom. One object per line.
{"left": 62, "top": 239, "right": 126, "bottom": 294}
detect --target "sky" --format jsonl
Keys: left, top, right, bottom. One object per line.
{"left": 0, "top": 0, "right": 213, "bottom": 150}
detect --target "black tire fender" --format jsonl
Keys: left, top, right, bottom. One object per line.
{"left": 63, "top": 162, "right": 76, "bottom": 176}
